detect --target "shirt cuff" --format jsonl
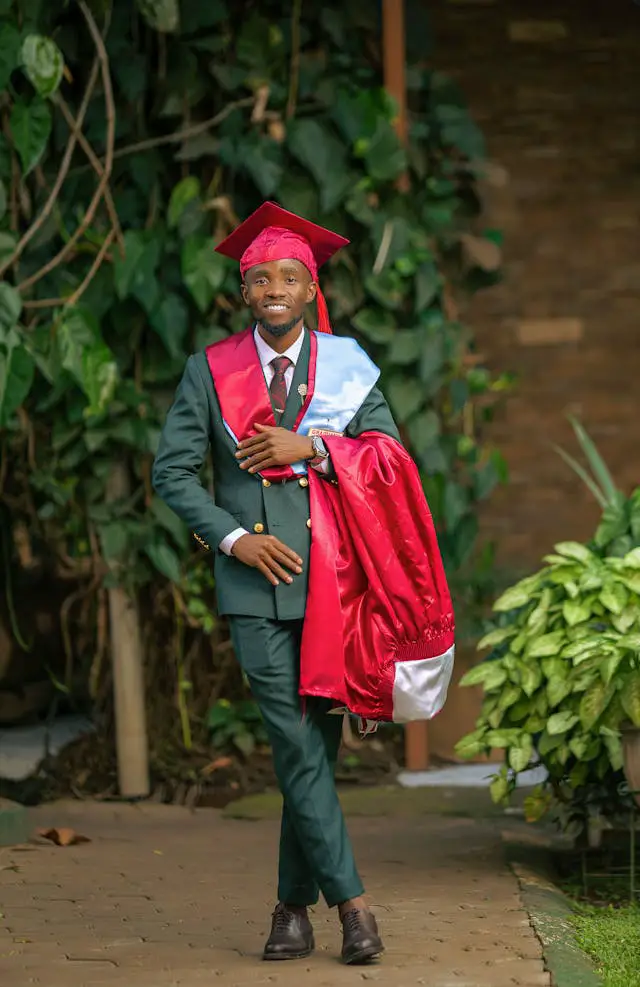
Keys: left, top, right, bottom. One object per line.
{"left": 219, "top": 527, "right": 249, "bottom": 556}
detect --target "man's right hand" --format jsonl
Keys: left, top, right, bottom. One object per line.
{"left": 231, "top": 534, "right": 303, "bottom": 586}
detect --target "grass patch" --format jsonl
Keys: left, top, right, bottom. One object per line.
{"left": 572, "top": 905, "right": 640, "bottom": 987}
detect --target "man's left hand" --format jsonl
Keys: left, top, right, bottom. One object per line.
{"left": 236, "top": 424, "right": 313, "bottom": 472}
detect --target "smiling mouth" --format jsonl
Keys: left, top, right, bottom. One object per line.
{"left": 264, "top": 304, "right": 289, "bottom": 313}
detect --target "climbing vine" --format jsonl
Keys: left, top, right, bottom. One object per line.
{"left": 0, "top": 0, "right": 508, "bottom": 779}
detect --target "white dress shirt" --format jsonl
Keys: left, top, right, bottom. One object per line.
{"left": 219, "top": 327, "right": 327, "bottom": 556}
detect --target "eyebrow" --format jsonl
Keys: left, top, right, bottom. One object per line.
{"left": 248, "top": 265, "right": 303, "bottom": 279}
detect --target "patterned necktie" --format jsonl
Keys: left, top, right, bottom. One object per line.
{"left": 269, "top": 356, "right": 292, "bottom": 424}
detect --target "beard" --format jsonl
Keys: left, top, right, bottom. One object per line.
{"left": 256, "top": 314, "right": 303, "bottom": 338}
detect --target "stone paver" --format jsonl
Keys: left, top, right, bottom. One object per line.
{"left": 0, "top": 800, "right": 550, "bottom": 986}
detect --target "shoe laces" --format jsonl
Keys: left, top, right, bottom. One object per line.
{"left": 342, "top": 908, "right": 364, "bottom": 934}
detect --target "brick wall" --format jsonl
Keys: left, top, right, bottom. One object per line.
{"left": 429, "top": 0, "right": 640, "bottom": 572}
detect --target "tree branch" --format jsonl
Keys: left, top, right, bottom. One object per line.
{"left": 286, "top": 0, "right": 303, "bottom": 120}
{"left": 56, "top": 94, "right": 124, "bottom": 255}
{"left": 0, "top": 57, "right": 100, "bottom": 280}
{"left": 110, "top": 97, "right": 255, "bottom": 161}
{"left": 18, "top": 0, "right": 116, "bottom": 293}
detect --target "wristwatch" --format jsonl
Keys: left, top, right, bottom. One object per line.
{"left": 308, "top": 435, "right": 329, "bottom": 468}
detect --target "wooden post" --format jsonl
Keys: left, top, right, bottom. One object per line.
{"left": 382, "top": 0, "right": 429, "bottom": 772}
{"left": 105, "top": 463, "right": 150, "bottom": 798}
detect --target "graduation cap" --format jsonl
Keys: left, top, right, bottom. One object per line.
{"left": 215, "top": 201, "right": 350, "bottom": 334}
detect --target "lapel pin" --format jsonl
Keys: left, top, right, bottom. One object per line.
{"left": 298, "top": 383, "right": 308, "bottom": 403}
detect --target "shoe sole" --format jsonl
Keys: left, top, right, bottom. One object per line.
{"left": 342, "top": 944, "right": 384, "bottom": 965}
{"left": 263, "top": 948, "right": 314, "bottom": 961}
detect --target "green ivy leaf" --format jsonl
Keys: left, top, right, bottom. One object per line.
{"left": 10, "top": 96, "right": 51, "bottom": 175}
{"left": 415, "top": 263, "right": 440, "bottom": 311}
{"left": 58, "top": 307, "right": 117, "bottom": 415}
{"left": 351, "top": 307, "right": 396, "bottom": 344}
{"left": 136, "top": 0, "right": 180, "bottom": 33}
{"left": 168, "top": 176, "right": 201, "bottom": 228}
{"left": 149, "top": 495, "right": 188, "bottom": 552}
{"left": 0, "top": 21, "right": 21, "bottom": 91}
{"left": 600, "top": 653, "right": 623, "bottom": 686}
{"left": 387, "top": 329, "right": 421, "bottom": 365}
{"left": 288, "top": 118, "right": 351, "bottom": 211}
{"left": 579, "top": 681, "right": 612, "bottom": 731}
{"left": 233, "top": 728, "right": 255, "bottom": 758}
{"left": 0, "top": 283, "right": 22, "bottom": 332}
{"left": 145, "top": 538, "right": 182, "bottom": 583}
{"left": 384, "top": 376, "right": 423, "bottom": 423}
{"left": 0, "top": 332, "right": 35, "bottom": 427}
{"left": 621, "top": 677, "right": 640, "bottom": 727}
{"left": 547, "top": 711, "right": 579, "bottom": 736}
{"left": 497, "top": 684, "right": 522, "bottom": 712}
{"left": 21, "top": 34, "right": 64, "bottom": 98}
{"left": 363, "top": 119, "right": 407, "bottom": 181}
{"left": 407, "top": 410, "right": 440, "bottom": 456}
{"left": 182, "top": 235, "right": 226, "bottom": 312}
{"left": 150, "top": 293, "right": 189, "bottom": 359}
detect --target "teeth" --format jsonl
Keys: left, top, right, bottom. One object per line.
{"left": 266, "top": 305, "right": 287, "bottom": 311}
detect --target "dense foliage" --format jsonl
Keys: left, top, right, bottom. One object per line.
{"left": 0, "top": 0, "right": 505, "bottom": 770}
{"left": 456, "top": 428, "right": 640, "bottom": 841}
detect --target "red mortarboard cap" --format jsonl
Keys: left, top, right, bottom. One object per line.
{"left": 215, "top": 201, "right": 349, "bottom": 273}
{"left": 215, "top": 202, "right": 348, "bottom": 334}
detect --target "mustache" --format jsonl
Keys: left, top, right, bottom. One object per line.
{"left": 256, "top": 315, "right": 303, "bottom": 338}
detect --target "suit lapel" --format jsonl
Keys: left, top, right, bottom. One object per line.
{"left": 280, "top": 330, "right": 310, "bottom": 432}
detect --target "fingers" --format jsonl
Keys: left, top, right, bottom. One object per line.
{"left": 270, "top": 538, "right": 303, "bottom": 567}
{"left": 240, "top": 451, "right": 277, "bottom": 472}
{"left": 256, "top": 560, "right": 280, "bottom": 587}
{"left": 236, "top": 434, "right": 269, "bottom": 456}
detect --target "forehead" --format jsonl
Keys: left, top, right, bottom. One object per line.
{"left": 244, "top": 258, "right": 311, "bottom": 280}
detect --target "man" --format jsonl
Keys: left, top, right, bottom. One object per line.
{"left": 153, "top": 202, "right": 454, "bottom": 965}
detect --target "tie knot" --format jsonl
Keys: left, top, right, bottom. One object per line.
{"left": 271, "top": 356, "right": 292, "bottom": 376}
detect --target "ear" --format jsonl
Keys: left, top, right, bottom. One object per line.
{"left": 306, "top": 281, "right": 318, "bottom": 304}
{"left": 241, "top": 282, "right": 250, "bottom": 305}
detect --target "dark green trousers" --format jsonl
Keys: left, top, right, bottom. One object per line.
{"left": 228, "top": 616, "right": 364, "bottom": 908}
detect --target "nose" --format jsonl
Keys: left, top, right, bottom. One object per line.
{"left": 265, "top": 281, "right": 286, "bottom": 298}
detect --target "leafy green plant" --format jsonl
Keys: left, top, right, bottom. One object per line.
{"left": 456, "top": 542, "right": 640, "bottom": 839}
{"left": 556, "top": 417, "right": 640, "bottom": 558}
{"left": 207, "top": 698, "right": 268, "bottom": 758}
{"left": 0, "top": 0, "right": 506, "bottom": 783}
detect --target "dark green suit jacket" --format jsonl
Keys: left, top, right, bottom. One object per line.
{"left": 152, "top": 331, "right": 400, "bottom": 620}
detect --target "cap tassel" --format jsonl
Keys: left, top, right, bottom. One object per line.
{"left": 315, "top": 285, "right": 332, "bottom": 335}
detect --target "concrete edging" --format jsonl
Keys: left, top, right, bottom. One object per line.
{"left": 511, "top": 860, "right": 603, "bottom": 987}
{"left": 0, "top": 798, "right": 29, "bottom": 847}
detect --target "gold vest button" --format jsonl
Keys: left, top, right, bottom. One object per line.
{"left": 306, "top": 518, "right": 312, "bottom": 529}
{"left": 254, "top": 522, "right": 265, "bottom": 534}
{"left": 299, "top": 477, "right": 309, "bottom": 488}
{"left": 262, "top": 478, "right": 271, "bottom": 488}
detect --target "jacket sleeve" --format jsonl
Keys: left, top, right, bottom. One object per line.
{"left": 152, "top": 355, "right": 240, "bottom": 550}
{"left": 346, "top": 384, "right": 401, "bottom": 441}
{"left": 319, "top": 384, "right": 401, "bottom": 483}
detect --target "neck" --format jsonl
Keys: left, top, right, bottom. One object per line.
{"left": 257, "top": 319, "right": 304, "bottom": 354}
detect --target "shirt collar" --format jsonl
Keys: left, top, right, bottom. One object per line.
{"left": 254, "top": 326, "right": 305, "bottom": 369}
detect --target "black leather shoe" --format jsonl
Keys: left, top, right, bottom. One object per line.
{"left": 341, "top": 908, "right": 384, "bottom": 964}
{"left": 263, "top": 903, "right": 315, "bottom": 961}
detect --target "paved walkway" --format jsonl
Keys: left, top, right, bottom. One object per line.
{"left": 0, "top": 799, "right": 550, "bottom": 987}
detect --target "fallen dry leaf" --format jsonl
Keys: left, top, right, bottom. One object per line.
{"left": 201, "top": 756, "right": 233, "bottom": 775}
{"left": 36, "top": 827, "right": 91, "bottom": 847}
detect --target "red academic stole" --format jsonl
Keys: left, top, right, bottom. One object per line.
{"left": 206, "top": 326, "right": 317, "bottom": 483}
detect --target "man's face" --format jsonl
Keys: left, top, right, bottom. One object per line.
{"left": 242, "top": 259, "right": 317, "bottom": 338}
